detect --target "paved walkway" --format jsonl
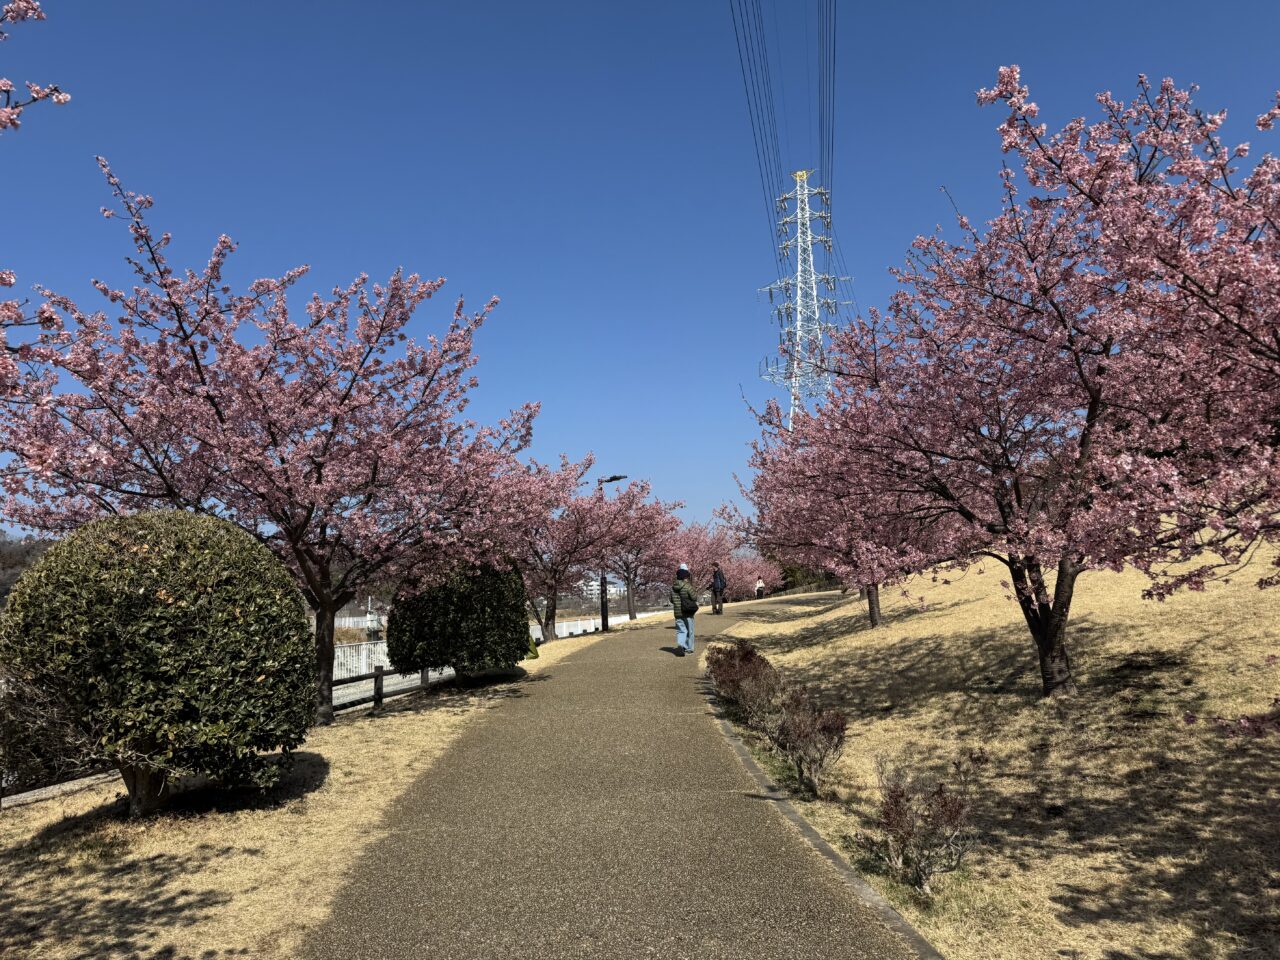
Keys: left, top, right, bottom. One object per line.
{"left": 301, "top": 613, "right": 921, "bottom": 960}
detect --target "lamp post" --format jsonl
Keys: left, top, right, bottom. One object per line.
{"left": 596, "top": 474, "right": 627, "bottom": 632}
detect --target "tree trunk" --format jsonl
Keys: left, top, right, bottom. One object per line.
{"left": 314, "top": 606, "right": 337, "bottom": 725}
{"left": 1009, "top": 555, "right": 1080, "bottom": 698}
{"left": 119, "top": 764, "right": 169, "bottom": 818}
{"left": 626, "top": 578, "right": 637, "bottom": 620}
{"left": 1034, "top": 616, "right": 1076, "bottom": 698}
{"left": 1036, "top": 559, "right": 1080, "bottom": 697}
{"left": 866, "top": 583, "right": 882, "bottom": 628}
{"left": 539, "top": 595, "right": 558, "bottom": 644}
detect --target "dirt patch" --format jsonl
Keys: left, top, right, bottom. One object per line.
{"left": 717, "top": 566, "right": 1280, "bottom": 960}
{"left": 0, "top": 634, "right": 601, "bottom": 959}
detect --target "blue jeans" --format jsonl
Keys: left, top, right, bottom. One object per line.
{"left": 676, "top": 616, "right": 695, "bottom": 652}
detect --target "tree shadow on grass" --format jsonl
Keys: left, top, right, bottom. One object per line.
{"left": 25, "top": 751, "right": 330, "bottom": 846}
{"left": 0, "top": 743, "right": 346, "bottom": 958}
{"left": 998, "top": 714, "right": 1279, "bottom": 960}
{"left": 744, "top": 605, "right": 1279, "bottom": 958}
{"left": 733, "top": 594, "right": 985, "bottom": 664}
{"left": 732, "top": 593, "right": 850, "bottom": 625}
{"left": 0, "top": 755, "right": 327, "bottom": 960}
{"left": 0, "top": 834, "right": 247, "bottom": 959}
{"left": 0, "top": 679, "right": 538, "bottom": 960}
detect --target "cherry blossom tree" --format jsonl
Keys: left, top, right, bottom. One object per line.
{"left": 740, "top": 412, "right": 930, "bottom": 626}
{"left": 0, "top": 164, "right": 541, "bottom": 722}
{"left": 744, "top": 69, "right": 1280, "bottom": 696}
{"left": 1, "top": 0, "right": 70, "bottom": 389}
{"left": 719, "top": 549, "right": 783, "bottom": 602}
{"left": 603, "top": 493, "right": 682, "bottom": 619}
{"left": 977, "top": 66, "right": 1280, "bottom": 594}
{"left": 516, "top": 462, "right": 662, "bottom": 640}
{"left": 769, "top": 165, "right": 1224, "bottom": 696}
{"left": 0, "top": 2, "right": 69, "bottom": 135}
{"left": 664, "top": 522, "right": 739, "bottom": 592}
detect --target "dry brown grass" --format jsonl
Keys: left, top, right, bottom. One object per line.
{"left": 332, "top": 626, "right": 368, "bottom": 645}
{"left": 0, "top": 632, "right": 601, "bottom": 960}
{"left": 719, "top": 565, "right": 1280, "bottom": 960}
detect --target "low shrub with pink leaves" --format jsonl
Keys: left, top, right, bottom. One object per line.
{"left": 706, "top": 639, "right": 847, "bottom": 796}
{"left": 774, "top": 689, "right": 848, "bottom": 795}
{"left": 853, "top": 750, "right": 988, "bottom": 896}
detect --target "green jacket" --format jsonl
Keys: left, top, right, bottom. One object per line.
{"left": 671, "top": 578, "right": 698, "bottom": 619}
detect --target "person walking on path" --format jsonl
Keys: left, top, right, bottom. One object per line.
{"left": 755, "top": 576, "right": 766, "bottom": 600}
{"left": 709, "top": 561, "right": 727, "bottom": 615}
{"left": 671, "top": 563, "right": 699, "bottom": 655}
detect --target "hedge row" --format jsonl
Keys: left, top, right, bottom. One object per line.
{"left": 705, "top": 639, "right": 847, "bottom": 796}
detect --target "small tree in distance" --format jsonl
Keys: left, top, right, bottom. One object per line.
{"left": 665, "top": 522, "right": 739, "bottom": 592}
{"left": 739, "top": 415, "right": 930, "bottom": 627}
{"left": 604, "top": 494, "right": 683, "bottom": 619}
{"left": 516, "top": 460, "right": 666, "bottom": 639}
{"left": 719, "top": 550, "right": 784, "bottom": 603}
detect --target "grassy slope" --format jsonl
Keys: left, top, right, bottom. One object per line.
{"left": 719, "top": 565, "right": 1280, "bottom": 960}
{"left": 0, "top": 632, "right": 603, "bottom": 960}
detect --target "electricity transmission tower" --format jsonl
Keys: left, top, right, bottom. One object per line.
{"left": 762, "top": 169, "right": 846, "bottom": 425}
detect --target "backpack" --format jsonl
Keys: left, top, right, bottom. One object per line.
{"left": 680, "top": 585, "right": 699, "bottom": 616}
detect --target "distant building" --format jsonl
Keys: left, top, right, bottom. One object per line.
{"left": 578, "top": 576, "right": 627, "bottom": 602}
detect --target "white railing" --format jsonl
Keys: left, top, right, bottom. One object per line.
{"left": 333, "top": 639, "right": 395, "bottom": 678}
{"left": 527, "top": 608, "right": 665, "bottom": 642}
{"left": 337, "top": 605, "right": 671, "bottom": 636}
{"left": 334, "top": 608, "right": 667, "bottom": 684}
{"left": 335, "top": 613, "right": 387, "bottom": 631}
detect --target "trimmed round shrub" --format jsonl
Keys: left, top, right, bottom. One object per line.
{"left": 387, "top": 566, "right": 530, "bottom": 678}
{"left": 0, "top": 511, "right": 313, "bottom": 816}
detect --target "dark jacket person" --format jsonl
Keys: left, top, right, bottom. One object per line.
{"left": 671, "top": 565, "right": 698, "bottom": 656}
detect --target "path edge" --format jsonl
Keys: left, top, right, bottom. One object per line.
{"left": 710, "top": 709, "right": 947, "bottom": 960}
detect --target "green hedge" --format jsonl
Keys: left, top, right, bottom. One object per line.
{"left": 0, "top": 511, "right": 313, "bottom": 815}
{"left": 387, "top": 566, "right": 530, "bottom": 677}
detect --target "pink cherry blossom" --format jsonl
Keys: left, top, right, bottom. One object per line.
{"left": 1, "top": 0, "right": 69, "bottom": 391}
{"left": 1, "top": 162, "right": 544, "bottom": 724}
{"left": 663, "top": 521, "right": 740, "bottom": 591}
{"left": 978, "top": 67, "right": 1280, "bottom": 595}
{"left": 749, "top": 70, "right": 1280, "bottom": 698}
{"left": 603, "top": 492, "right": 683, "bottom": 619}
{"left": 514, "top": 459, "right": 677, "bottom": 638}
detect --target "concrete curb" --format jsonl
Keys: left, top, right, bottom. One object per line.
{"left": 710, "top": 708, "right": 946, "bottom": 960}
{"left": 1, "top": 770, "right": 121, "bottom": 811}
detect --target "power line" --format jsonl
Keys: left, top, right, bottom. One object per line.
{"left": 751, "top": 0, "right": 785, "bottom": 199}
{"left": 729, "top": 0, "right": 786, "bottom": 274}
{"left": 818, "top": 0, "right": 836, "bottom": 200}
{"left": 817, "top": 0, "right": 858, "bottom": 325}
{"left": 804, "top": 0, "right": 815, "bottom": 168}
{"left": 770, "top": 0, "right": 791, "bottom": 172}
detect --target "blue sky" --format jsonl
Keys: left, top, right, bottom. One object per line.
{"left": 5, "top": 0, "right": 1279, "bottom": 520}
